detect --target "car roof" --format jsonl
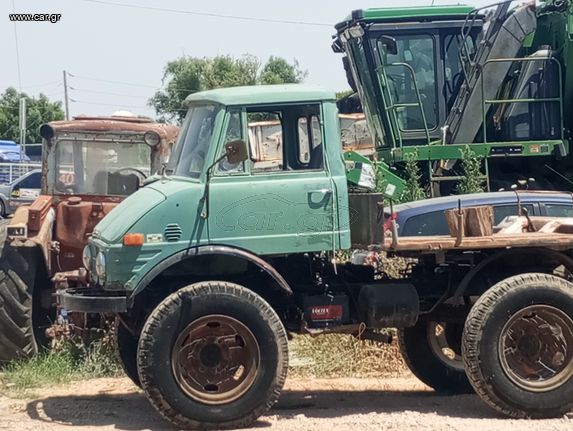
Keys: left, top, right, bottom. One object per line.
{"left": 185, "top": 84, "right": 335, "bottom": 106}
{"left": 392, "top": 191, "right": 573, "bottom": 215}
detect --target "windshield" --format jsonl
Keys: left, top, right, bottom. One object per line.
{"left": 55, "top": 139, "right": 151, "bottom": 195}
{"left": 169, "top": 104, "right": 220, "bottom": 178}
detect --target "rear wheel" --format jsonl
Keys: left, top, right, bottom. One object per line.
{"left": 137, "top": 281, "right": 288, "bottom": 430}
{"left": 463, "top": 273, "right": 573, "bottom": 418}
{"left": 399, "top": 320, "right": 472, "bottom": 393}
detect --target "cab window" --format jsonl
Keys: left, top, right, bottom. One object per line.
{"left": 381, "top": 34, "right": 437, "bottom": 131}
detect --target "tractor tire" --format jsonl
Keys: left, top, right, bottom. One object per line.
{"left": 463, "top": 273, "right": 573, "bottom": 418}
{"left": 0, "top": 246, "right": 51, "bottom": 365}
{"left": 399, "top": 320, "right": 473, "bottom": 393}
{"left": 137, "top": 281, "right": 288, "bottom": 430}
{"left": 116, "top": 322, "right": 141, "bottom": 388}
{"left": 0, "top": 261, "right": 36, "bottom": 363}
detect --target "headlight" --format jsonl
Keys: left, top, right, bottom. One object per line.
{"left": 82, "top": 245, "right": 92, "bottom": 269}
{"left": 95, "top": 252, "right": 106, "bottom": 278}
{"left": 144, "top": 131, "right": 161, "bottom": 146}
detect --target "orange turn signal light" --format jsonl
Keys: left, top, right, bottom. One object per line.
{"left": 123, "top": 233, "right": 144, "bottom": 246}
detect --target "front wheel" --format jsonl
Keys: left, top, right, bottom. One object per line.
{"left": 137, "top": 281, "right": 289, "bottom": 430}
{"left": 463, "top": 273, "right": 573, "bottom": 418}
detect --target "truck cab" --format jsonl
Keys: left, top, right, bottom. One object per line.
{"left": 81, "top": 85, "right": 352, "bottom": 293}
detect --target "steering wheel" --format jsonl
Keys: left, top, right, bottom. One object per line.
{"left": 113, "top": 167, "right": 148, "bottom": 182}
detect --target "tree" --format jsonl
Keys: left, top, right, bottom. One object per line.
{"left": 150, "top": 55, "right": 306, "bottom": 122}
{"left": 401, "top": 151, "right": 426, "bottom": 202}
{"left": 0, "top": 87, "right": 64, "bottom": 144}
{"left": 259, "top": 56, "right": 306, "bottom": 85}
{"left": 456, "top": 145, "right": 486, "bottom": 194}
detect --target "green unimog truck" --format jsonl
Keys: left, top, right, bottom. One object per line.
{"left": 59, "top": 84, "right": 573, "bottom": 429}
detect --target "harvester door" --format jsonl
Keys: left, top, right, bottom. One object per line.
{"left": 208, "top": 105, "right": 337, "bottom": 254}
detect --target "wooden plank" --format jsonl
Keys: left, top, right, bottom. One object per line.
{"left": 384, "top": 232, "right": 573, "bottom": 252}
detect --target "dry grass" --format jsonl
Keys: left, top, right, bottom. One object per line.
{"left": 289, "top": 334, "right": 407, "bottom": 378}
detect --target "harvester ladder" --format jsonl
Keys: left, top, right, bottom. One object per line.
{"left": 446, "top": 1, "right": 512, "bottom": 143}
{"left": 428, "top": 158, "right": 491, "bottom": 198}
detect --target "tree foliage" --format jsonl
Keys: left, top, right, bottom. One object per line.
{"left": 150, "top": 55, "right": 307, "bottom": 122}
{"left": 402, "top": 151, "right": 426, "bottom": 202}
{"left": 0, "top": 87, "right": 64, "bottom": 144}
{"left": 456, "top": 145, "right": 486, "bottom": 194}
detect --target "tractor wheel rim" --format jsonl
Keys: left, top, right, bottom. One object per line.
{"left": 499, "top": 304, "right": 573, "bottom": 392}
{"left": 172, "top": 314, "right": 260, "bottom": 405}
{"left": 427, "top": 321, "right": 465, "bottom": 371}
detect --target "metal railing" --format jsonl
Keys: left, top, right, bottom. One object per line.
{"left": 0, "top": 162, "right": 41, "bottom": 184}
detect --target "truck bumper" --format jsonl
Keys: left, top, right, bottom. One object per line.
{"left": 57, "top": 287, "right": 128, "bottom": 313}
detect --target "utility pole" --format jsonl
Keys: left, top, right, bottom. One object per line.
{"left": 19, "top": 97, "right": 26, "bottom": 161}
{"left": 63, "top": 70, "right": 70, "bottom": 120}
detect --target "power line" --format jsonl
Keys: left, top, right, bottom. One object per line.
{"left": 69, "top": 98, "right": 148, "bottom": 109}
{"left": 79, "top": 0, "right": 331, "bottom": 27}
{"left": 68, "top": 72, "right": 158, "bottom": 89}
{"left": 69, "top": 87, "right": 149, "bottom": 98}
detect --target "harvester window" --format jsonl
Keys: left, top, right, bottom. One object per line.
{"left": 382, "top": 35, "right": 437, "bottom": 131}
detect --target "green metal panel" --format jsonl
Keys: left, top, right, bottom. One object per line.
{"left": 381, "top": 140, "right": 568, "bottom": 162}
{"left": 337, "top": 5, "right": 473, "bottom": 25}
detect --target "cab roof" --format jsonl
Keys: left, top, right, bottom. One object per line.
{"left": 336, "top": 5, "right": 473, "bottom": 28}
{"left": 184, "top": 84, "right": 335, "bottom": 106}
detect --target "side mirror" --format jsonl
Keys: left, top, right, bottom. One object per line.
{"left": 380, "top": 35, "right": 398, "bottom": 56}
{"left": 225, "top": 139, "right": 248, "bottom": 164}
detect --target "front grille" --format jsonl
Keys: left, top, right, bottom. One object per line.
{"left": 164, "top": 223, "right": 182, "bottom": 242}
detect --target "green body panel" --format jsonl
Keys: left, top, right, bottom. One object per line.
{"left": 337, "top": 5, "right": 473, "bottom": 25}
{"left": 383, "top": 140, "right": 568, "bottom": 162}
{"left": 89, "top": 86, "right": 351, "bottom": 293}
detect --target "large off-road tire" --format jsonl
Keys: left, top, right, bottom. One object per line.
{"left": 463, "top": 273, "right": 573, "bottom": 418}
{"left": 399, "top": 320, "right": 473, "bottom": 393}
{"left": 137, "top": 281, "right": 289, "bottom": 430}
{"left": 116, "top": 322, "right": 141, "bottom": 388}
{"left": 0, "top": 261, "right": 35, "bottom": 363}
{"left": 0, "top": 246, "right": 51, "bottom": 364}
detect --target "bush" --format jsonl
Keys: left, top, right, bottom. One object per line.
{"left": 402, "top": 151, "right": 426, "bottom": 202}
{"left": 456, "top": 145, "right": 486, "bottom": 194}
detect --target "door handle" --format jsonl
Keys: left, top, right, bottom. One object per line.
{"left": 309, "top": 188, "right": 332, "bottom": 197}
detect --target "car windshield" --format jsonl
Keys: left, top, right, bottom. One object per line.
{"left": 169, "top": 104, "right": 220, "bottom": 178}
{"left": 55, "top": 139, "right": 151, "bottom": 195}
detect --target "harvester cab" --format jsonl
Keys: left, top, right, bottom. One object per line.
{"left": 334, "top": 1, "right": 571, "bottom": 196}
{"left": 0, "top": 115, "right": 178, "bottom": 363}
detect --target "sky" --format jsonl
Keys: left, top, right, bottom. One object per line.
{"left": 2, "top": 0, "right": 493, "bottom": 120}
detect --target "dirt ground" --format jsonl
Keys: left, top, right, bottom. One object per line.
{"left": 0, "top": 376, "right": 571, "bottom": 431}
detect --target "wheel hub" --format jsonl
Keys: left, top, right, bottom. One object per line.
{"left": 172, "top": 315, "right": 260, "bottom": 405}
{"left": 499, "top": 305, "right": 573, "bottom": 392}
{"left": 427, "top": 321, "right": 465, "bottom": 371}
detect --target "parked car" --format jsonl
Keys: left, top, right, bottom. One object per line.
{"left": 389, "top": 191, "right": 573, "bottom": 236}
{"left": 0, "top": 169, "right": 41, "bottom": 216}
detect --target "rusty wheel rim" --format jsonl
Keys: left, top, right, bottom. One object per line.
{"left": 427, "top": 321, "right": 465, "bottom": 370}
{"left": 499, "top": 305, "right": 573, "bottom": 392}
{"left": 171, "top": 314, "right": 260, "bottom": 405}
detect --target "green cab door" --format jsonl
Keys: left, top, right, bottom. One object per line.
{"left": 207, "top": 104, "right": 338, "bottom": 255}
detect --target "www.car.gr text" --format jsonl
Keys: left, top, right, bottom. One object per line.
{"left": 9, "top": 13, "right": 62, "bottom": 23}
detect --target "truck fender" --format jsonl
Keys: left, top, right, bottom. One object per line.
{"left": 453, "top": 247, "right": 573, "bottom": 298}
{"left": 127, "top": 245, "right": 292, "bottom": 307}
